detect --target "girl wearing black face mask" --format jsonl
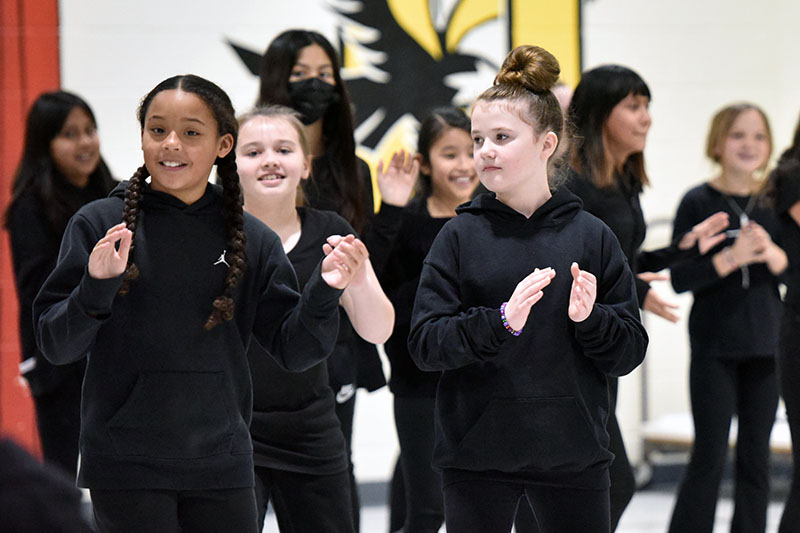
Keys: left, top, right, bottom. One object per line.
{"left": 258, "top": 29, "right": 416, "bottom": 532}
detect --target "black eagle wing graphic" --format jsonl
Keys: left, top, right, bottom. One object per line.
{"left": 334, "top": 1, "right": 496, "bottom": 148}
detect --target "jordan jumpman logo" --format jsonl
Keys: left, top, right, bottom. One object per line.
{"left": 214, "top": 250, "right": 229, "bottom": 267}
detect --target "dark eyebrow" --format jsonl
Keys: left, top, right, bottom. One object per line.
{"left": 148, "top": 115, "right": 207, "bottom": 126}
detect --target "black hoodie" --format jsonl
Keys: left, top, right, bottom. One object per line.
{"left": 33, "top": 181, "right": 343, "bottom": 491}
{"left": 408, "top": 188, "right": 648, "bottom": 489}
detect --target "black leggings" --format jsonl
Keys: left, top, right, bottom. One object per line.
{"left": 90, "top": 487, "right": 258, "bottom": 533}
{"left": 389, "top": 396, "right": 444, "bottom": 533}
{"left": 334, "top": 391, "right": 360, "bottom": 532}
{"left": 254, "top": 466, "right": 354, "bottom": 533}
{"left": 778, "top": 309, "right": 800, "bottom": 533}
{"left": 441, "top": 471, "right": 609, "bottom": 533}
{"left": 668, "top": 356, "right": 778, "bottom": 533}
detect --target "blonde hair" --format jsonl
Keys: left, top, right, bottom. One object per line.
{"left": 706, "top": 103, "right": 773, "bottom": 172}
{"left": 237, "top": 105, "right": 311, "bottom": 205}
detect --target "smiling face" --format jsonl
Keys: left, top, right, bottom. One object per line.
{"left": 471, "top": 101, "right": 551, "bottom": 201}
{"left": 141, "top": 89, "right": 233, "bottom": 204}
{"left": 50, "top": 106, "right": 101, "bottom": 187}
{"left": 602, "top": 93, "right": 651, "bottom": 166}
{"left": 423, "top": 127, "right": 478, "bottom": 204}
{"left": 236, "top": 115, "right": 310, "bottom": 206}
{"left": 715, "top": 108, "right": 771, "bottom": 175}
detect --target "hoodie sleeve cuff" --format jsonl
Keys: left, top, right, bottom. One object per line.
{"left": 75, "top": 267, "right": 125, "bottom": 317}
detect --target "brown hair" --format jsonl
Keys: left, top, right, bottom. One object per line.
{"left": 706, "top": 103, "right": 773, "bottom": 170}
{"left": 474, "top": 45, "right": 563, "bottom": 185}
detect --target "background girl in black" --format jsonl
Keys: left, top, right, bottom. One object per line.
{"left": 33, "top": 74, "right": 367, "bottom": 532}
{"left": 258, "top": 29, "right": 415, "bottom": 529}
{"left": 236, "top": 105, "right": 394, "bottom": 533}
{"left": 408, "top": 45, "right": 648, "bottom": 533}
{"left": 766, "top": 113, "right": 800, "bottom": 533}
{"left": 564, "top": 66, "right": 729, "bottom": 530}
{"left": 380, "top": 106, "right": 478, "bottom": 533}
{"left": 4, "top": 91, "right": 116, "bottom": 477}
{"left": 668, "top": 103, "right": 787, "bottom": 533}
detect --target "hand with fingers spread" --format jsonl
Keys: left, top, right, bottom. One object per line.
{"left": 568, "top": 262, "right": 597, "bottom": 323}
{"left": 88, "top": 223, "right": 132, "bottom": 279}
{"left": 376, "top": 150, "right": 419, "bottom": 207}
{"left": 678, "top": 211, "right": 729, "bottom": 254}
{"left": 321, "top": 234, "right": 369, "bottom": 289}
{"left": 503, "top": 267, "right": 556, "bottom": 333}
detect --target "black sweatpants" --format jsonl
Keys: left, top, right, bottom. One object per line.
{"left": 668, "top": 355, "right": 778, "bottom": 533}
{"left": 254, "top": 465, "right": 354, "bottom": 533}
{"left": 441, "top": 471, "right": 610, "bottom": 533}
{"left": 90, "top": 487, "right": 258, "bottom": 533}
{"left": 778, "top": 309, "right": 800, "bottom": 533}
{"left": 389, "top": 396, "right": 444, "bottom": 533}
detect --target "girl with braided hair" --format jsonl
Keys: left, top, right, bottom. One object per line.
{"left": 32, "top": 74, "right": 368, "bottom": 532}
{"left": 407, "top": 45, "right": 648, "bottom": 532}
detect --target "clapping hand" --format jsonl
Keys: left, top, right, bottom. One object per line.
{"left": 321, "top": 234, "right": 369, "bottom": 289}
{"left": 678, "top": 211, "right": 729, "bottom": 254}
{"left": 568, "top": 263, "right": 597, "bottom": 323}
{"left": 503, "top": 267, "right": 556, "bottom": 331}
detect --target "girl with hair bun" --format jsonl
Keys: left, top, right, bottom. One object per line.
{"left": 33, "top": 75, "right": 368, "bottom": 532}
{"left": 407, "top": 45, "right": 648, "bottom": 532}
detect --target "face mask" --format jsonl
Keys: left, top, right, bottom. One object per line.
{"left": 288, "top": 77, "right": 339, "bottom": 125}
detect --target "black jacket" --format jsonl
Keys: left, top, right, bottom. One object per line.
{"left": 33, "top": 181, "right": 343, "bottom": 490}
{"left": 408, "top": 188, "right": 647, "bottom": 488}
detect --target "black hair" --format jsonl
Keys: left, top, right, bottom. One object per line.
{"left": 121, "top": 74, "right": 245, "bottom": 331}
{"left": 416, "top": 106, "right": 471, "bottom": 198}
{"left": 257, "top": 29, "right": 366, "bottom": 232}
{"left": 4, "top": 91, "right": 115, "bottom": 232}
{"left": 567, "top": 64, "right": 651, "bottom": 189}
{"left": 765, "top": 112, "right": 800, "bottom": 214}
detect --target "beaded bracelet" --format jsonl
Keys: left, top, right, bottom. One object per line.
{"left": 500, "top": 302, "right": 522, "bottom": 336}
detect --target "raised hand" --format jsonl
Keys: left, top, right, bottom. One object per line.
{"left": 677, "top": 211, "right": 729, "bottom": 254}
{"left": 503, "top": 267, "right": 556, "bottom": 332}
{"left": 568, "top": 262, "right": 597, "bottom": 323}
{"left": 321, "top": 234, "right": 369, "bottom": 289}
{"left": 88, "top": 223, "right": 132, "bottom": 279}
{"left": 376, "top": 149, "right": 419, "bottom": 207}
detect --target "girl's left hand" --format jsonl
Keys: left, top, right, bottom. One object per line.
{"left": 376, "top": 150, "right": 419, "bottom": 207}
{"left": 568, "top": 262, "right": 596, "bottom": 323}
{"left": 321, "top": 234, "right": 369, "bottom": 289}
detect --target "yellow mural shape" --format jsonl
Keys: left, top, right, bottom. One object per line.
{"left": 446, "top": 0, "right": 501, "bottom": 53}
{"left": 386, "top": 0, "right": 442, "bottom": 60}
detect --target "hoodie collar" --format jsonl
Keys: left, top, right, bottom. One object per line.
{"left": 456, "top": 187, "right": 583, "bottom": 229}
{"left": 110, "top": 180, "right": 222, "bottom": 213}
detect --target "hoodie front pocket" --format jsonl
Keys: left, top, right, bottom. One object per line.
{"left": 107, "top": 371, "right": 234, "bottom": 459}
{"left": 456, "top": 397, "right": 603, "bottom": 472}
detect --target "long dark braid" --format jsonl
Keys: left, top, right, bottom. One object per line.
{"left": 118, "top": 165, "right": 147, "bottom": 296}
{"left": 204, "top": 152, "right": 247, "bottom": 330}
{"left": 120, "top": 74, "right": 247, "bottom": 330}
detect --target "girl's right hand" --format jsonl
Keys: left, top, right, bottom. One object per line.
{"left": 376, "top": 150, "right": 419, "bottom": 207}
{"left": 88, "top": 223, "right": 132, "bottom": 279}
{"left": 503, "top": 267, "right": 556, "bottom": 331}
{"left": 728, "top": 220, "right": 768, "bottom": 266}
